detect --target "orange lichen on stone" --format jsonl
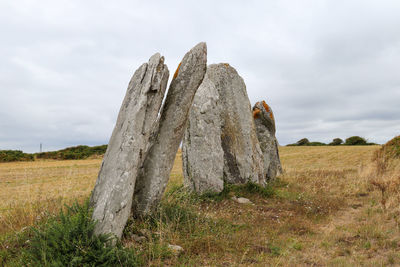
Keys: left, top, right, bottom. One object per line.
{"left": 269, "top": 112, "right": 274, "bottom": 121}
{"left": 262, "top": 100, "right": 270, "bottom": 113}
{"left": 253, "top": 108, "right": 261, "bottom": 118}
{"left": 173, "top": 62, "right": 181, "bottom": 79}
{"left": 223, "top": 63, "right": 230, "bottom": 68}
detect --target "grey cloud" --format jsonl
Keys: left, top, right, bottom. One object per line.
{"left": 0, "top": 0, "right": 399, "bottom": 152}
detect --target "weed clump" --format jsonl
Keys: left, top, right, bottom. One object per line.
{"left": 20, "top": 200, "right": 142, "bottom": 266}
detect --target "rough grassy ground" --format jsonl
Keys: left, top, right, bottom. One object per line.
{"left": 1, "top": 146, "right": 400, "bottom": 266}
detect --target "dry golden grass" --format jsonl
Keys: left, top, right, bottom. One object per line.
{"left": 0, "top": 159, "right": 101, "bottom": 234}
{"left": 2, "top": 145, "right": 400, "bottom": 266}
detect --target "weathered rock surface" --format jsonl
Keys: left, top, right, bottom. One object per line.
{"left": 168, "top": 244, "right": 184, "bottom": 255}
{"left": 182, "top": 74, "right": 224, "bottom": 193}
{"left": 90, "top": 53, "right": 169, "bottom": 240}
{"left": 182, "top": 63, "right": 265, "bottom": 193}
{"left": 231, "top": 196, "right": 253, "bottom": 204}
{"left": 252, "top": 100, "right": 282, "bottom": 181}
{"left": 213, "top": 64, "right": 264, "bottom": 185}
{"left": 133, "top": 42, "right": 207, "bottom": 216}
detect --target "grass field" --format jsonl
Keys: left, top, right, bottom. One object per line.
{"left": 1, "top": 145, "right": 400, "bottom": 266}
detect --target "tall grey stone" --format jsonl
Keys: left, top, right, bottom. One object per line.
{"left": 252, "top": 100, "right": 283, "bottom": 181}
{"left": 182, "top": 74, "right": 224, "bottom": 193}
{"left": 212, "top": 64, "right": 264, "bottom": 186}
{"left": 182, "top": 63, "right": 265, "bottom": 193}
{"left": 133, "top": 42, "right": 207, "bottom": 216}
{"left": 90, "top": 54, "right": 169, "bottom": 240}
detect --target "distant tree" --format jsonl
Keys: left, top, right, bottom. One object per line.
{"left": 296, "top": 138, "right": 310, "bottom": 146}
{"left": 329, "top": 138, "right": 343, "bottom": 146}
{"left": 308, "top": 142, "right": 326, "bottom": 146}
{"left": 345, "top": 136, "right": 367, "bottom": 146}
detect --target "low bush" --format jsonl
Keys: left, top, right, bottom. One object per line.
{"left": 307, "top": 142, "right": 326, "bottom": 146}
{"left": 377, "top": 136, "right": 400, "bottom": 159}
{"left": 35, "top": 145, "right": 107, "bottom": 160}
{"left": 296, "top": 138, "right": 310, "bottom": 146}
{"left": 0, "top": 150, "right": 34, "bottom": 162}
{"left": 345, "top": 136, "right": 368, "bottom": 145}
{"left": 329, "top": 138, "right": 343, "bottom": 146}
{"left": 20, "top": 200, "right": 142, "bottom": 266}
{"left": 287, "top": 139, "right": 326, "bottom": 146}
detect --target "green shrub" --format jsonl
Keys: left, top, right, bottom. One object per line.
{"left": 296, "top": 138, "right": 310, "bottom": 146}
{"left": 286, "top": 139, "right": 326, "bottom": 146}
{"left": 375, "top": 136, "right": 400, "bottom": 159}
{"left": 35, "top": 145, "right": 108, "bottom": 160}
{"left": 307, "top": 142, "right": 326, "bottom": 146}
{"left": 329, "top": 138, "right": 343, "bottom": 146}
{"left": 384, "top": 136, "right": 400, "bottom": 158}
{"left": 345, "top": 136, "right": 368, "bottom": 145}
{"left": 0, "top": 150, "right": 34, "bottom": 162}
{"left": 22, "top": 200, "right": 142, "bottom": 266}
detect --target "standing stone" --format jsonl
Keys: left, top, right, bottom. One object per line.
{"left": 182, "top": 63, "right": 265, "bottom": 193}
{"left": 133, "top": 42, "right": 207, "bottom": 216}
{"left": 182, "top": 74, "right": 224, "bottom": 193}
{"left": 252, "top": 100, "right": 283, "bottom": 181}
{"left": 90, "top": 54, "right": 169, "bottom": 239}
{"left": 212, "top": 64, "right": 264, "bottom": 185}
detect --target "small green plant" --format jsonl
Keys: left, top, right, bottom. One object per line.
{"left": 363, "top": 241, "right": 371, "bottom": 250}
{"left": 22, "top": 200, "right": 142, "bottom": 266}
{"left": 268, "top": 243, "right": 281, "bottom": 256}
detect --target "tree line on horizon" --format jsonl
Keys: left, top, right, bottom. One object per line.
{"left": 0, "top": 145, "right": 107, "bottom": 163}
{"left": 287, "top": 136, "right": 376, "bottom": 146}
{"left": 0, "top": 136, "right": 377, "bottom": 163}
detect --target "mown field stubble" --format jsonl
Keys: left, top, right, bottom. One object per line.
{"left": 2, "top": 145, "right": 400, "bottom": 266}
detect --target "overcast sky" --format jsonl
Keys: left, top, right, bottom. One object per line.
{"left": 1, "top": 0, "right": 399, "bottom": 152}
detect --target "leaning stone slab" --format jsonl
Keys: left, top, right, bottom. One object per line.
{"left": 90, "top": 54, "right": 169, "bottom": 240}
{"left": 182, "top": 63, "right": 265, "bottom": 193}
{"left": 133, "top": 42, "right": 207, "bottom": 216}
{"left": 253, "top": 100, "right": 283, "bottom": 181}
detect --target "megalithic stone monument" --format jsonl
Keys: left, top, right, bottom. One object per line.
{"left": 252, "top": 100, "right": 283, "bottom": 180}
{"left": 132, "top": 42, "right": 207, "bottom": 217}
{"left": 90, "top": 54, "right": 169, "bottom": 239}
